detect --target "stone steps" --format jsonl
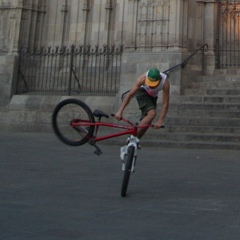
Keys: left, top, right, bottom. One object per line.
{"left": 171, "top": 103, "right": 240, "bottom": 111}
{"left": 206, "top": 89, "right": 240, "bottom": 95}
{"left": 139, "top": 125, "right": 240, "bottom": 150}
{"left": 169, "top": 104, "right": 240, "bottom": 118}
{"left": 177, "top": 95, "right": 240, "bottom": 104}
{"left": 140, "top": 139, "right": 240, "bottom": 151}
{"left": 183, "top": 71, "right": 240, "bottom": 95}
{"left": 0, "top": 70, "right": 240, "bottom": 151}
{"left": 182, "top": 111, "right": 240, "bottom": 118}
{"left": 165, "top": 126, "right": 240, "bottom": 135}
{"left": 166, "top": 116, "right": 240, "bottom": 127}
{"left": 146, "top": 131, "right": 240, "bottom": 142}
{"left": 148, "top": 71, "right": 240, "bottom": 150}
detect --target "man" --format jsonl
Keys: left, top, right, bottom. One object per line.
{"left": 115, "top": 67, "right": 170, "bottom": 141}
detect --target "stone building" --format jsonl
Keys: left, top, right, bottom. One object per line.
{"left": 0, "top": 1, "right": 240, "bottom": 141}
{"left": 0, "top": 0, "right": 217, "bottom": 103}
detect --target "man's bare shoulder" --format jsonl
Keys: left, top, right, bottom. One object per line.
{"left": 163, "top": 78, "right": 170, "bottom": 92}
{"left": 136, "top": 73, "right": 147, "bottom": 85}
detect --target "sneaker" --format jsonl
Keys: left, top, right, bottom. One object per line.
{"left": 126, "top": 136, "right": 141, "bottom": 149}
{"left": 135, "top": 137, "right": 141, "bottom": 149}
{"left": 120, "top": 145, "right": 127, "bottom": 162}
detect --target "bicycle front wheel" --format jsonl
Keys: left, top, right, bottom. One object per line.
{"left": 121, "top": 146, "right": 135, "bottom": 197}
{"left": 52, "top": 98, "right": 95, "bottom": 146}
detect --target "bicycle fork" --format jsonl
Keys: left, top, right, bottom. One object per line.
{"left": 122, "top": 155, "right": 137, "bottom": 172}
{"left": 122, "top": 135, "right": 138, "bottom": 172}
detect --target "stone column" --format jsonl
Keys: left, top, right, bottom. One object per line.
{"left": 105, "top": 0, "right": 113, "bottom": 46}
{"left": 28, "top": 0, "right": 39, "bottom": 49}
{"left": 34, "top": 0, "right": 47, "bottom": 48}
{"left": 60, "top": 0, "right": 68, "bottom": 46}
{"left": 0, "top": 0, "right": 24, "bottom": 106}
{"left": 0, "top": 0, "right": 22, "bottom": 53}
{"left": 68, "top": 0, "right": 80, "bottom": 45}
{"left": 169, "top": 0, "right": 185, "bottom": 50}
{"left": 201, "top": 0, "right": 216, "bottom": 74}
{"left": 82, "top": 0, "right": 91, "bottom": 45}
{"left": 202, "top": 0, "right": 215, "bottom": 51}
{"left": 124, "top": 0, "right": 138, "bottom": 49}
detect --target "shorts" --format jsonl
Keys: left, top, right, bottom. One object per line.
{"left": 135, "top": 88, "right": 157, "bottom": 120}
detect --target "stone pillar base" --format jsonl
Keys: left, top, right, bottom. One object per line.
{"left": 0, "top": 54, "right": 18, "bottom": 106}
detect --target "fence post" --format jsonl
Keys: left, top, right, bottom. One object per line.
{"left": 216, "top": 0, "right": 221, "bottom": 69}
{"left": 15, "top": 47, "right": 28, "bottom": 94}
{"left": 201, "top": 44, "right": 208, "bottom": 75}
{"left": 68, "top": 45, "right": 75, "bottom": 96}
{"left": 15, "top": 47, "right": 22, "bottom": 94}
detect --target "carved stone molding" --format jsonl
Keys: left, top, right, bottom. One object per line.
{"left": 105, "top": 0, "right": 113, "bottom": 10}
{"left": 197, "top": 0, "right": 216, "bottom": 3}
{"left": 10, "top": 11, "right": 16, "bottom": 19}
{"left": 61, "top": 4, "right": 68, "bottom": 12}
{"left": 136, "top": 0, "right": 171, "bottom": 47}
{"left": 82, "top": 0, "right": 91, "bottom": 11}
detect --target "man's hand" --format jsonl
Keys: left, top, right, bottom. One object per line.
{"left": 154, "top": 121, "right": 164, "bottom": 129}
{"left": 114, "top": 111, "right": 122, "bottom": 121}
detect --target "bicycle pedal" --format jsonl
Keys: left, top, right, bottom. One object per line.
{"left": 94, "top": 149, "right": 102, "bottom": 155}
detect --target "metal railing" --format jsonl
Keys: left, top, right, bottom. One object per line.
{"left": 16, "top": 45, "right": 124, "bottom": 96}
{"left": 216, "top": 0, "right": 240, "bottom": 68}
{"left": 163, "top": 44, "right": 208, "bottom": 74}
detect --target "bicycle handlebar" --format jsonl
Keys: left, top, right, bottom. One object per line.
{"left": 111, "top": 113, "right": 165, "bottom": 129}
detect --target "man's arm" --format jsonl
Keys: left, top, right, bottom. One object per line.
{"left": 154, "top": 77, "right": 170, "bottom": 128}
{"left": 115, "top": 73, "right": 146, "bottom": 120}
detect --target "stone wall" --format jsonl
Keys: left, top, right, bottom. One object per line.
{"left": 0, "top": 0, "right": 217, "bottom": 109}
{"left": 1, "top": 0, "right": 214, "bottom": 50}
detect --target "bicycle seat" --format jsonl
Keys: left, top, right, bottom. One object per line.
{"left": 93, "top": 109, "right": 109, "bottom": 118}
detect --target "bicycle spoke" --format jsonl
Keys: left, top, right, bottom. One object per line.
{"left": 52, "top": 99, "right": 95, "bottom": 146}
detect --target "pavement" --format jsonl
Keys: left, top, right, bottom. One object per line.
{"left": 1, "top": 131, "right": 240, "bottom": 240}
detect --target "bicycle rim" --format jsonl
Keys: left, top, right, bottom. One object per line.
{"left": 121, "top": 146, "right": 135, "bottom": 197}
{"left": 52, "top": 99, "right": 95, "bottom": 146}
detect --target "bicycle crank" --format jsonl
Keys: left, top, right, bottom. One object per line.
{"left": 88, "top": 139, "right": 103, "bottom": 155}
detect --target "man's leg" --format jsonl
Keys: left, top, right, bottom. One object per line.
{"left": 137, "top": 108, "right": 156, "bottom": 139}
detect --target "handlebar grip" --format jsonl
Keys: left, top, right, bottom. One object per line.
{"left": 111, "top": 113, "right": 123, "bottom": 121}
{"left": 150, "top": 124, "right": 165, "bottom": 128}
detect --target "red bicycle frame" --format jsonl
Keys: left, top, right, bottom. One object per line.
{"left": 71, "top": 116, "right": 149, "bottom": 142}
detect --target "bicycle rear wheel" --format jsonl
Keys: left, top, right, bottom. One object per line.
{"left": 121, "top": 146, "right": 135, "bottom": 197}
{"left": 52, "top": 98, "right": 95, "bottom": 146}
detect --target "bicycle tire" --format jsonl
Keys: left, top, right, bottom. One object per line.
{"left": 52, "top": 98, "right": 95, "bottom": 146}
{"left": 121, "top": 146, "right": 135, "bottom": 197}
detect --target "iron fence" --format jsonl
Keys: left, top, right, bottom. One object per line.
{"left": 16, "top": 45, "right": 123, "bottom": 96}
{"left": 216, "top": 0, "right": 240, "bottom": 68}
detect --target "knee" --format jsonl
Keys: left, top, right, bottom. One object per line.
{"left": 147, "top": 109, "right": 156, "bottom": 121}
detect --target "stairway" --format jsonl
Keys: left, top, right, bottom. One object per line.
{"left": 144, "top": 70, "right": 240, "bottom": 150}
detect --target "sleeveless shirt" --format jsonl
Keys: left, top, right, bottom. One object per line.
{"left": 141, "top": 72, "right": 167, "bottom": 98}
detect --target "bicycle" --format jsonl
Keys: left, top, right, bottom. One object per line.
{"left": 52, "top": 98, "right": 164, "bottom": 197}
